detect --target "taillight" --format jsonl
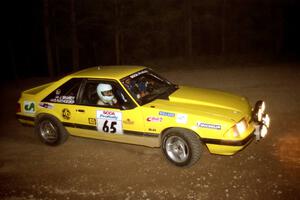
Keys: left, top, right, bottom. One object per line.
{"left": 16, "top": 103, "right": 21, "bottom": 113}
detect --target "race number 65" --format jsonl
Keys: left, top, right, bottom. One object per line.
{"left": 96, "top": 110, "right": 123, "bottom": 134}
{"left": 102, "top": 120, "right": 117, "bottom": 133}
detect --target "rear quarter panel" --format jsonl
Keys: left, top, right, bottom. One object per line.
{"left": 17, "top": 76, "right": 72, "bottom": 122}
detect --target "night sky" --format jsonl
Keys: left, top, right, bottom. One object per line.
{"left": 4, "top": 0, "right": 300, "bottom": 80}
{"left": 5, "top": 1, "right": 45, "bottom": 78}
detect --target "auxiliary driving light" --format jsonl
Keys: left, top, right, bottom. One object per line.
{"left": 253, "top": 100, "right": 266, "bottom": 122}
{"left": 257, "top": 109, "right": 263, "bottom": 122}
{"left": 260, "top": 124, "right": 268, "bottom": 138}
{"left": 262, "top": 114, "right": 270, "bottom": 128}
{"left": 260, "top": 101, "right": 265, "bottom": 113}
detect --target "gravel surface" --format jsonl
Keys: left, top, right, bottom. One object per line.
{"left": 0, "top": 63, "right": 299, "bottom": 200}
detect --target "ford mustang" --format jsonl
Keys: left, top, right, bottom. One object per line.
{"left": 16, "top": 66, "right": 270, "bottom": 166}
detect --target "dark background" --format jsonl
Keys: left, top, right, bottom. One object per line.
{"left": 4, "top": 0, "right": 300, "bottom": 80}
{"left": 1, "top": 1, "right": 300, "bottom": 199}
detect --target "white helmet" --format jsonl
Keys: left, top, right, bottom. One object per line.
{"left": 97, "top": 83, "right": 114, "bottom": 104}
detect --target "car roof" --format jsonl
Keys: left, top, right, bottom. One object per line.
{"left": 69, "top": 65, "right": 146, "bottom": 80}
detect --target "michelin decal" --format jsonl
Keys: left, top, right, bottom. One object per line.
{"left": 197, "top": 122, "right": 221, "bottom": 130}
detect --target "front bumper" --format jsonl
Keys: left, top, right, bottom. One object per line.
{"left": 252, "top": 100, "right": 270, "bottom": 140}
{"left": 204, "top": 100, "right": 270, "bottom": 155}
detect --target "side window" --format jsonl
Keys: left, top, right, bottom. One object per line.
{"left": 80, "top": 80, "right": 136, "bottom": 109}
{"left": 43, "top": 78, "right": 82, "bottom": 104}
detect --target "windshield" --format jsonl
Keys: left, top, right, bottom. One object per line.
{"left": 120, "top": 69, "right": 177, "bottom": 105}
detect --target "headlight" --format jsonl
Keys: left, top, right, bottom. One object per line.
{"left": 236, "top": 119, "right": 247, "bottom": 134}
{"left": 224, "top": 119, "right": 248, "bottom": 138}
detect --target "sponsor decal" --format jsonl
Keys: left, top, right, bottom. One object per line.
{"left": 62, "top": 108, "right": 71, "bottom": 120}
{"left": 146, "top": 117, "right": 163, "bottom": 122}
{"left": 96, "top": 110, "right": 123, "bottom": 134}
{"left": 197, "top": 122, "right": 221, "bottom": 130}
{"left": 56, "top": 89, "right": 61, "bottom": 95}
{"left": 176, "top": 114, "right": 187, "bottom": 124}
{"left": 123, "top": 118, "right": 134, "bottom": 125}
{"left": 130, "top": 70, "right": 148, "bottom": 79}
{"left": 24, "top": 101, "right": 35, "bottom": 113}
{"left": 88, "top": 118, "right": 96, "bottom": 125}
{"left": 148, "top": 128, "right": 157, "bottom": 132}
{"left": 159, "top": 111, "right": 175, "bottom": 117}
{"left": 50, "top": 96, "right": 75, "bottom": 104}
{"left": 39, "top": 102, "right": 54, "bottom": 109}
{"left": 97, "top": 110, "right": 120, "bottom": 121}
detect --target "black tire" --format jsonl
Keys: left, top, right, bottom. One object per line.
{"left": 162, "top": 128, "right": 202, "bottom": 167}
{"left": 35, "top": 114, "right": 69, "bottom": 146}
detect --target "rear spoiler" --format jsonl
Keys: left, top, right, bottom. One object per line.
{"left": 22, "top": 82, "right": 54, "bottom": 98}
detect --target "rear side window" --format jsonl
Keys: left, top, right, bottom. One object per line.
{"left": 43, "top": 78, "right": 82, "bottom": 104}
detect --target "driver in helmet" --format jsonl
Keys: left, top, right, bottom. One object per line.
{"left": 96, "top": 83, "right": 118, "bottom": 106}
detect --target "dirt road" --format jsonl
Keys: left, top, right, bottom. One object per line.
{"left": 0, "top": 63, "right": 299, "bottom": 200}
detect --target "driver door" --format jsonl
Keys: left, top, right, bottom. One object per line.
{"left": 69, "top": 79, "right": 157, "bottom": 146}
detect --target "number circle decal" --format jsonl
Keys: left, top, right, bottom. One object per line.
{"left": 96, "top": 110, "right": 123, "bottom": 134}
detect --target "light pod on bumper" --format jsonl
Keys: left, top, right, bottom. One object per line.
{"left": 253, "top": 100, "right": 270, "bottom": 140}
{"left": 253, "top": 100, "right": 266, "bottom": 122}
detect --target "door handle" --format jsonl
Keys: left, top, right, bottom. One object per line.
{"left": 76, "top": 109, "right": 85, "bottom": 113}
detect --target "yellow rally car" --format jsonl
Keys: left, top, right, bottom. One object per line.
{"left": 16, "top": 66, "right": 270, "bottom": 166}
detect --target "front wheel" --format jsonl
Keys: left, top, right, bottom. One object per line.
{"left": 162, "top": 129, "right": 202, "bottom": 167}
{"left": 35, "top": 114, "right": 68, "bottom": 146}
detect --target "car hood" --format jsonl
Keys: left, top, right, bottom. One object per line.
{"left": 151, "top": 86, "right": 252, "bottom": 122}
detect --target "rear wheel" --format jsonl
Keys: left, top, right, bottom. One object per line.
{"left": 162, "top": 128, "right": 202, "bottom": 167}
{"left": 35, "top": 115, "right": 68, "bottom": 146}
